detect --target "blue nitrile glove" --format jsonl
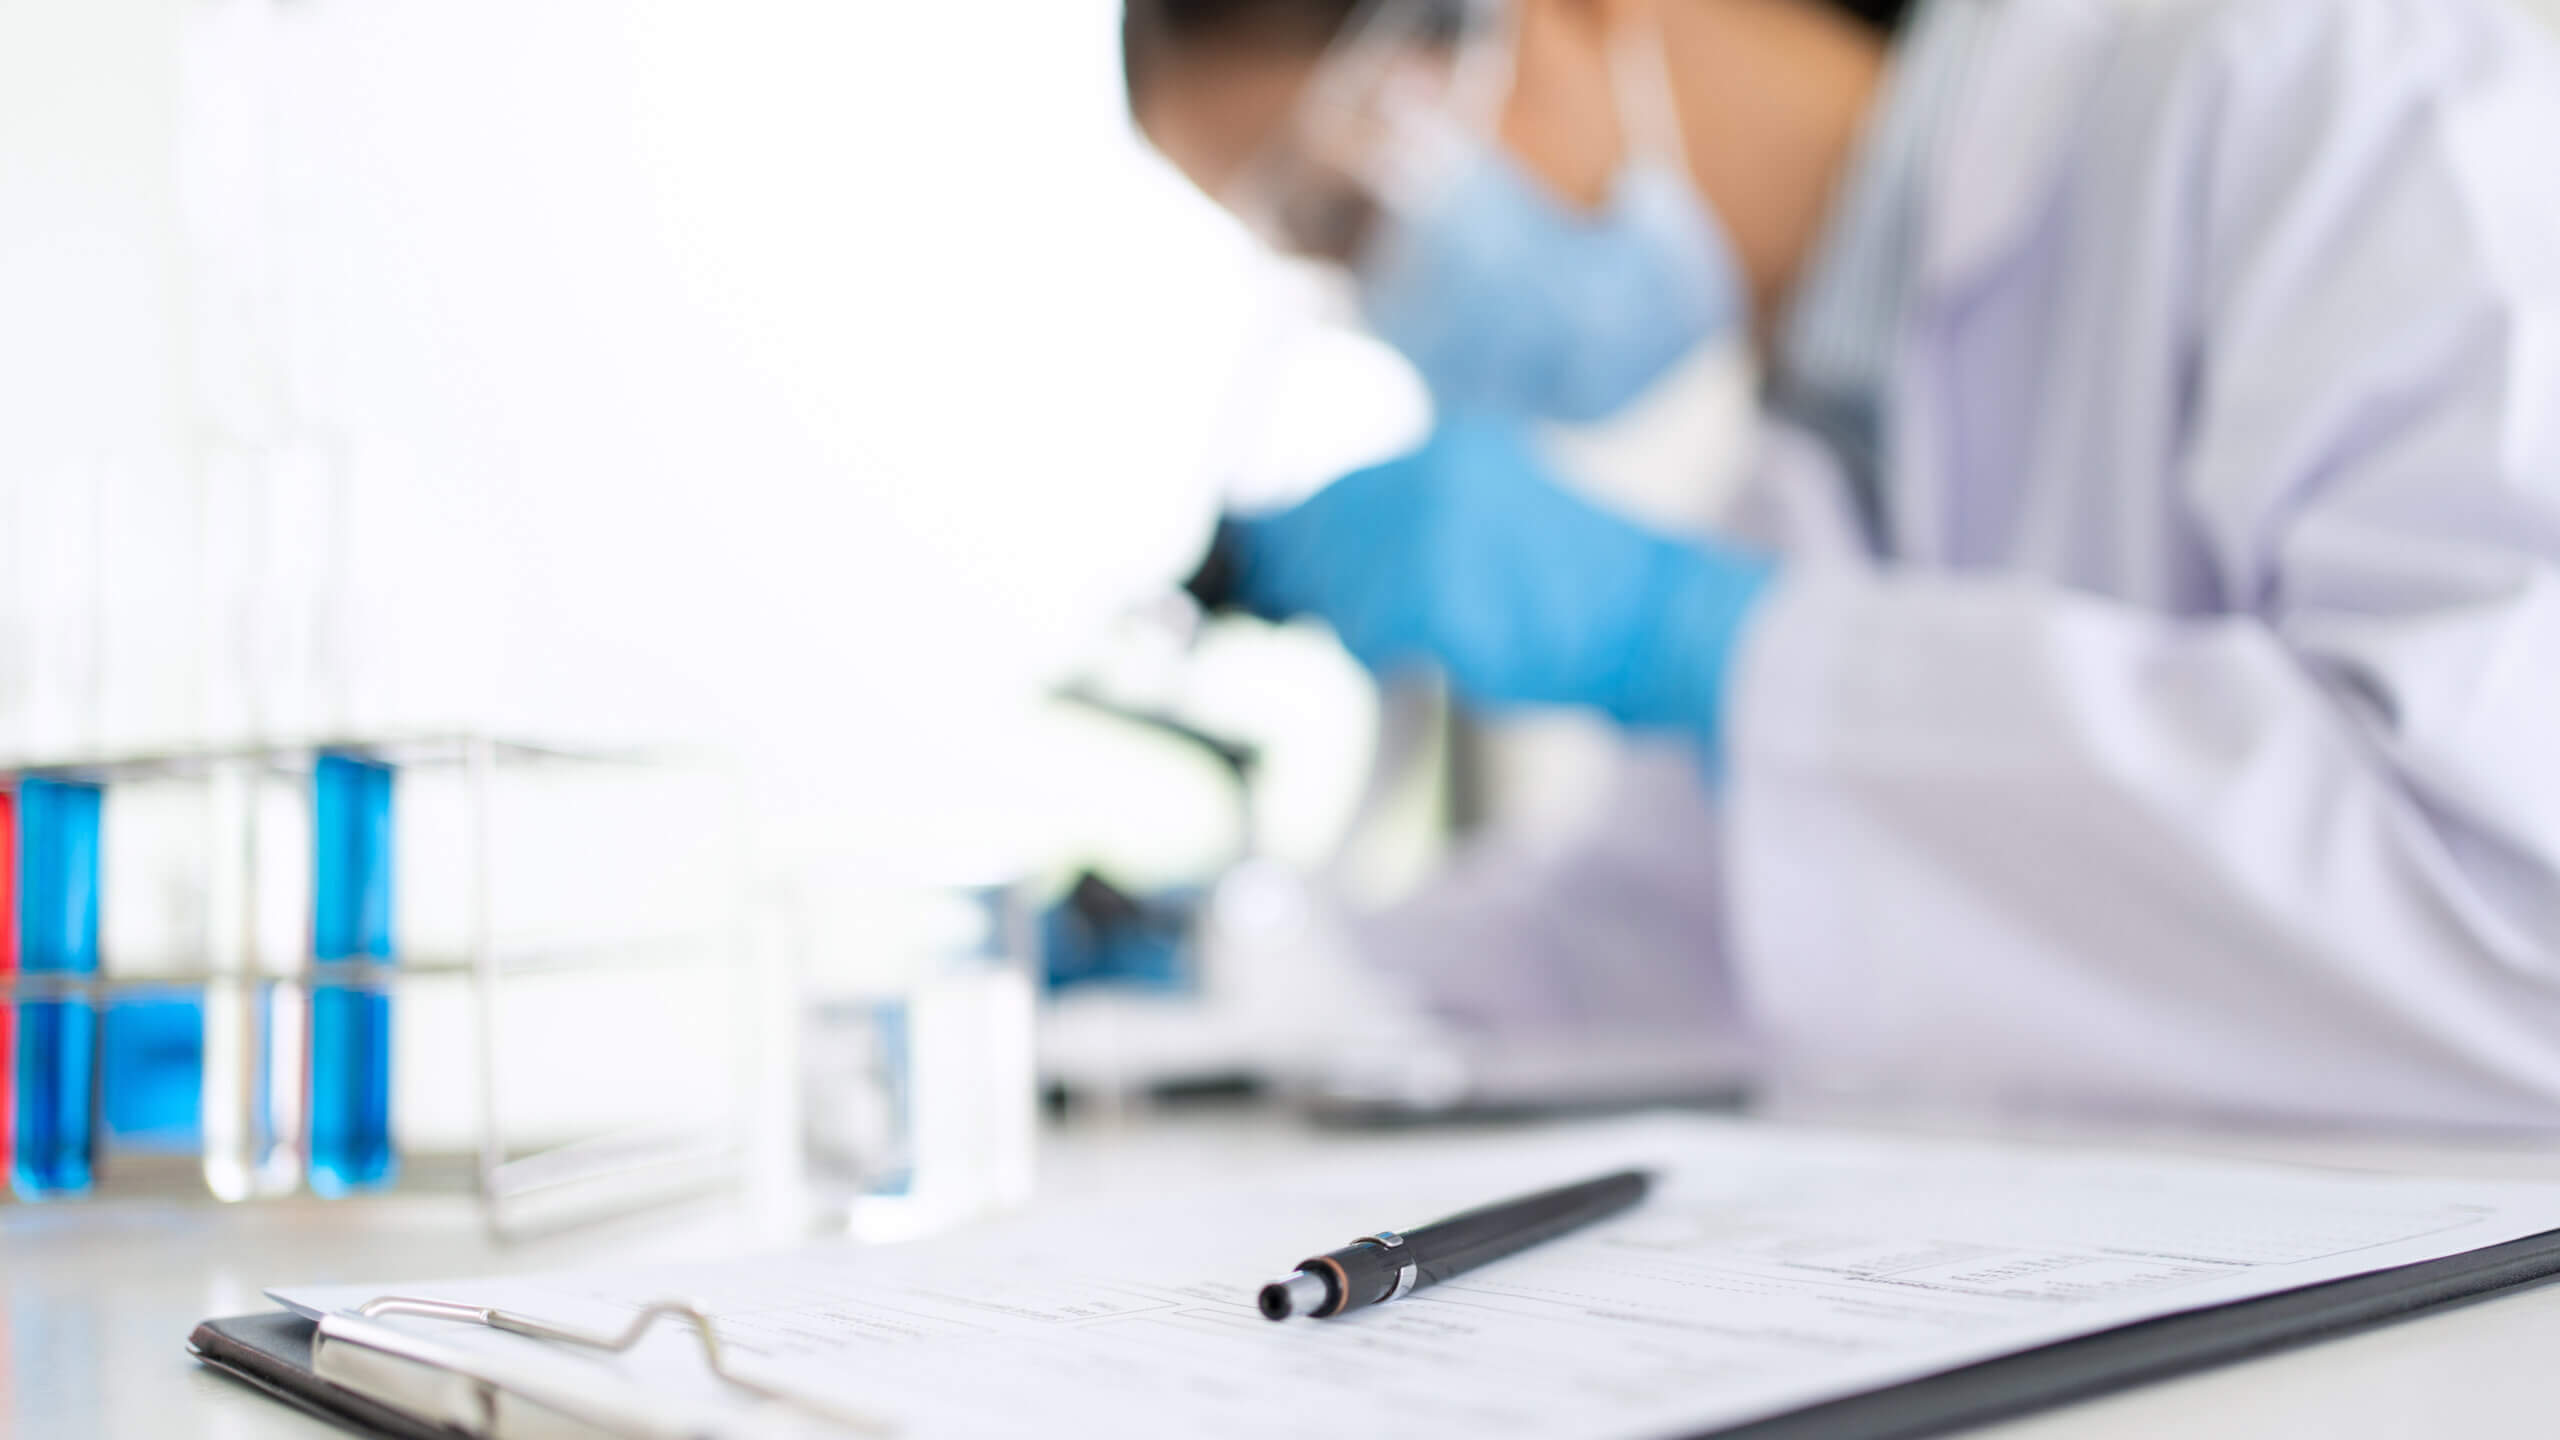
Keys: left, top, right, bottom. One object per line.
{"left": 1229, "top": 416, "right": 1775, "bottom": 759}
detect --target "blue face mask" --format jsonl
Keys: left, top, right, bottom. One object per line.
{"left": 1356, "top": 143, "right": 1743, "bottom": 423}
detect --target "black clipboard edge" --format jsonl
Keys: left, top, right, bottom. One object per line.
{"left": 188, "top": 1228, "right": 2560, "bottom": 1440}
{"left": 190, "top": 1311, "right": 457, "bottom": 1440}
{"left": 1689, "top": 1226, "right": 2560, "bottom": 1440}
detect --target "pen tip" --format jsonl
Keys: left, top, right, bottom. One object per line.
{"left": 1260, "top": 1270, "right": 1329, "bottom": 1321}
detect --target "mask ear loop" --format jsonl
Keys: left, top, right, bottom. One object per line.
{"left": 1442, "top": 0, "right": 1521, "bottom": 137}
{"left": 1607, "top": 10, "right": 1696, "bottom": 185}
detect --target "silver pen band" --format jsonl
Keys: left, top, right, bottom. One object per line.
{"left": 1356, "top": 1230, "right": 1419, "bottom": 1302}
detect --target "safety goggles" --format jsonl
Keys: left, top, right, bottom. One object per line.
{"left": 1222, "top": 0, "right": 1520, "bottom": 266}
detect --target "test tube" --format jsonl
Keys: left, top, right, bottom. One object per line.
{"left": 0, "top": 787, "right": 16, "bottom": 1179}
{"left": 12, "top": 777, "right": 103, "bottom": 1198}
{"left": 307, "top": 752, "right": 395, "bottom": 1195}
{"left": 98, "top": 782, "right": 209, "bottom": 1156}
{"left": 200, "top": 758, "right": 279, "bottom": 1200}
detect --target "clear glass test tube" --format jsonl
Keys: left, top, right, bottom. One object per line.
{"left": 200, "top": 755, "right": 283, "bottom": 1201}
{"left": 798, "top": 871, "right": 1036, "bottom": 1243}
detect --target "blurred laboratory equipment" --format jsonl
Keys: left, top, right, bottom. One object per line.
{"left": 1029, "top": 505, "right": 1764, "bottom": 1130}
{"left": 782, "top": 865, "right": 1039, "bottom": 1242}
{"left": 1029, "top": 558, "right": 1411, "bottom": 1114}
{"left": 1, "top": 739, "right": 753, "bottom": 1238}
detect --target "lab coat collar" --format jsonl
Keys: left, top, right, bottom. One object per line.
{"left": 1912, "top": 0, "right": 2122, "bottom": 310}
{"left": 1884, "top": 0, "right": 2123, "bottom": 566}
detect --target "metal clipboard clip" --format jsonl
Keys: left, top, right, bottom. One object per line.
{"left": 313, "top": 1295, "right": 899, "bottom": 1439}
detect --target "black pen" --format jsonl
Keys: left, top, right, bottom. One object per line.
{"left": 1258, "top": 1168, "right": 1653, "bottom": 1321}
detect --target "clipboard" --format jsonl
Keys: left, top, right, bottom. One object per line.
{"left": 195, "top": 1295, "right": 888, "bottom": 1439}
{"left": 191, "top": 1227, "right": 2560, "bottom": 1440}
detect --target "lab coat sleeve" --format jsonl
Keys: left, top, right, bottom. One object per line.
{"left": 1349, "top": 743, "right": 1746, "bottom": 1042}
{"left": 1724, "top": 0, "right": 2560, "bottom": 1128}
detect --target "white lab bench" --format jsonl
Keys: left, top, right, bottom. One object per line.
{"left": 9, "top": 1109, "right": 2560, "bottom": 1439}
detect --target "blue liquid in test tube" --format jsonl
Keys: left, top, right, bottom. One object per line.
{"left": 12, "top": 778, "right": 103, "bottom": 1199}
{"left": 308, "top": 754, "right": 396, "bottom": 1195}
{"left": 99, "top": 993, "right": 203, "bottom": 1151}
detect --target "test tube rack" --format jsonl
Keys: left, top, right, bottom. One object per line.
{"left": 0, "top": 734, "right": 751, "bottom": 1237}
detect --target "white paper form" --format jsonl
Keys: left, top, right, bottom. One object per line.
{"left": 278, "top": 1116, "right": 2560, "bottom": 1440}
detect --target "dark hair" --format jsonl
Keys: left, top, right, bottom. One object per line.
{"left": 1125, "top": 0, "right": 1916, "bottom": 96}
{"left": 1820, "top": 0, "right": 1913, "bottom": 31}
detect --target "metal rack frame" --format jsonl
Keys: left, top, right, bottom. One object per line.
{"left": 0, "top": 734, "right": 750, "bottom": 1236}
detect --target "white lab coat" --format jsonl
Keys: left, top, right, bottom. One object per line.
{"left": 1366, "top": 0, "right": 2560, "bottom": 1130}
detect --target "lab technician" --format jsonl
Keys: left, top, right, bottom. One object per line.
{"left": 1125, "top": 0, "right": 2560, "bottom": 1127}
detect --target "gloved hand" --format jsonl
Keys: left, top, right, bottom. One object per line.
{"left": 1228, "top": 417, "right": 1775, "bottom": 758}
